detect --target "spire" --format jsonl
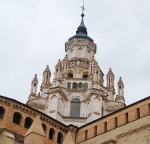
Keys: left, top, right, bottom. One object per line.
{"left": 42, "top": 65, "right": 51, "bottom": 86}
{"left": 107, "top": 68, "right": 115, "bottom": 76}
{"left": 106, "top": 68, "right": 115, "bottom": 88}
{"left": 76, "top": 1, "right": 87, "bottom": 35}
{"left": 69, "top": 1, "right": 93, "bottom": 42}
{"left": 30, "top": 74, "right": 38, "bottom": 95}
{"left": 43, "top": 65, "right": 51, "bottom": 75}
{"left": 32, "top": 74, "right": 38, "bottom": 83}
{"left": 116, "top": 77, "right": 125, "bottom": 103}
{"left": 118, "top": 77, "right": 124, "bottom": 86}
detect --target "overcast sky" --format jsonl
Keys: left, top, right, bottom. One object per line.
{"left": 0, "top": 0, "right": 150, "bottom": 105}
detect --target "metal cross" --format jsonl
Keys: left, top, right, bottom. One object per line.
{"left": 81, "top": 0, "right": 86, "bottom": 14}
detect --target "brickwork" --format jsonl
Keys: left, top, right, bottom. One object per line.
{"left": 0, "top": 95, "right": 149, "bottom": 144}
{"left": 76, "top": 97, "right": 150, "bottom": 143}
{"left": 0, "top": 96, "right": 77, "bottom": 144}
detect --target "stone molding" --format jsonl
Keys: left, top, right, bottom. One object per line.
{"left": 117, "top": 123, "right": 150, "bottom": 139}
{"left": 65, "top": 38, "right": 97, "bottom": 53}
{"left": 101, "top": 139, "right": 116, "bottom": 144}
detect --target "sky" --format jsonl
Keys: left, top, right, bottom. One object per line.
{"left": 0, "top": 0, "right": 150, "bottom": 105}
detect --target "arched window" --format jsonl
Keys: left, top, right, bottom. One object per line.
{"left": 68, "top": 72, "right": 73, "bottom": 78}
{"left": 78, "top": 82, "right": 83, "bottom": 89}
{"left": 42, "top": 123, "right": 47, "bottom": 134}
{"left": 49, "top": 128, "right": 55, "bottom": 140}
{"left": 0, "top": 106, "right": 5, "bottom": 119}
{"left": 13, "top": 112, "right": 22, "bottom": 125}
{"left": 83, "top": 83, "right": 88, "bottom": 89}
{"left": 70, "top": 98, "right": 80, "bottom": 117}
{"left": 57, "top": 132, "right": 63, "bottom": 144}
{"left": 67, "top": 82, "right": 71, "bottom": 89}
{"left": 83, "top": 73, "right": 88, "bottom": 79}
{"left": 24, "top": 117, "right": 33, "bottom": 129}
{"left": 72, "top": 82, "right": 77, "bottom": 89}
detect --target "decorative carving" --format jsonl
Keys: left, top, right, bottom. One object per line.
{"left": 49, "top": 110, "right": 55, "bottom": 113}
{"left": 94, "top": 111, "right": 100, "bottom": 115}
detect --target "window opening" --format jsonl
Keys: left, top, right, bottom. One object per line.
{"left": 83, "top": 83, "right": 88, "bottom": 89}
{"left": 13, "top": 112, "right": 22, "bottom": 125}
{"left": 42, "top": 124, "right": 47, "bottom": 134}
{"left": 72, "top": 82, "right": 77, "bottom": 89}
{"left": 68, "top": 73, "right": 73, "bottom": 78}
{"left": 57, "top": 132, "right": 63, "bottom": 144}
{"left": 137, "top": 108, "right": 140, "bottom": 119}
{"left": 70, "top": 98, "right": 80, "bottom": 117}
{"left": 85, "top": 130, "right": 88, "bottom": 140}
{"left": 0, "top": 107, "right": 5, "bottom": 119}
{"left": 83, "top": 74, "right": 88, "bottom": 78}
{"left": 125, "top": 113, "right": 128, "bottom": 123}
{"left": 94, "top": 126, "right": 97, "bottom": 136}
{"left": 115, "top": 117, "right": 117, "bottom": 128}
{"left": 49, "top": 128, "right": 55, "bottom": 140}
{"left": 78, "top": 82, "right": 83, "bottom": 89}
{"left": 104, "top": 122, "right": 107, "bottom": 132}
{"left": 67, "top": 82, "right": 71, "bottom": 89}
{"left": 24, "top": 117, "right": 32, "bottom": 129}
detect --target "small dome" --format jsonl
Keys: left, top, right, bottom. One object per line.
{"left": 69, "top": 15, "right": 93, "bottom": 42}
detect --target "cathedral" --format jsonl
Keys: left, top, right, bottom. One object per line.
{"left": 0, "top": 5, "right": 150, "bottom": 144}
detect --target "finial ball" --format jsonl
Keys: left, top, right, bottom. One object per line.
{"left": 81, "top": 14, "right": 85, "bottom": 17}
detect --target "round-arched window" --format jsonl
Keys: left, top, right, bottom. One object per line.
{"left": 72, "top": 82, "right": 77, "bottom": 89}
{"left": 78, "top": 82, "right": 83, "bottom": 89}
{"left": 13, "top": 112, "right": 22, "bottom": 125}
{"left": 24, "top": 117, "right": 33, "bottom": 129}
{"left": 67, "top": 82, "right": 71, "bottom": 89}
{"left": 83, "top": 83, "right": 88, "bottom": 89}
{"left": 49, "top": 128, "right": 55, "bottom": 140}
{"left": 68, "top": 72, "right": 73, "bottom": 78}
{"left": 83, "top": 73, "right": 88, "bottom": 79}
{"left": 57, "top": 132, "right": 63, "bottom": 144}
{"left": 70, "top": 98, "right": 81, "bottom": 117}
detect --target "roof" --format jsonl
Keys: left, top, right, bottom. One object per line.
{"left": 32, "top": 74, "right": 38, "bottom": 82}
{"left": 118, "top": 77, "right": 124, "bottom": 85}
{"left": 43, "top": 65, "right": 51, "bottom": 74}
{"left": 107, "top": 68, "right": 114, "bottom": 76}
{"left": 69, "top": 16, "right": 93, "bottom": 42}
{"left": 62, "top": 131, "right": 75, "bottom": 144}
{"left": 25, "top": 115, "right": 45, "bottom": 137}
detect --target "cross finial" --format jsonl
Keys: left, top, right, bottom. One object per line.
{"left": 81, "top": 0, "right": 86, "bottom": 17}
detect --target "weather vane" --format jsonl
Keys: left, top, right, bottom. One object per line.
{"left": 81, "top": 0, "right": 86, "bottom": 17}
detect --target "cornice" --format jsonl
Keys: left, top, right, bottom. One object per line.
{"left": 101, "top": 139, "right": 116, "bottom": 144}
{"left": 117, "top": 123, "right": 150, "bottom": 139}
{"left": 40, "top": 115, "right": 68, "bottom": 132}
{"left": 0, "top": 97, "right": 11, "bottom": 106}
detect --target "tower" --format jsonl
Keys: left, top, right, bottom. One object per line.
{"left": 106, "top": 68, "right": 115, "bottom": 100}
{"left": 27, "top": 3, "right": 126, "bottom": 126}
{"left": 116, "top": 77, "right": 125, "bottom": 103}
{"left": 30, "top": 74, "right": 38, "bottom": 95}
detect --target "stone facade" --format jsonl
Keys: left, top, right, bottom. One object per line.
{"left": 27, "top": 15, "right": 125, "bottom": 127}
